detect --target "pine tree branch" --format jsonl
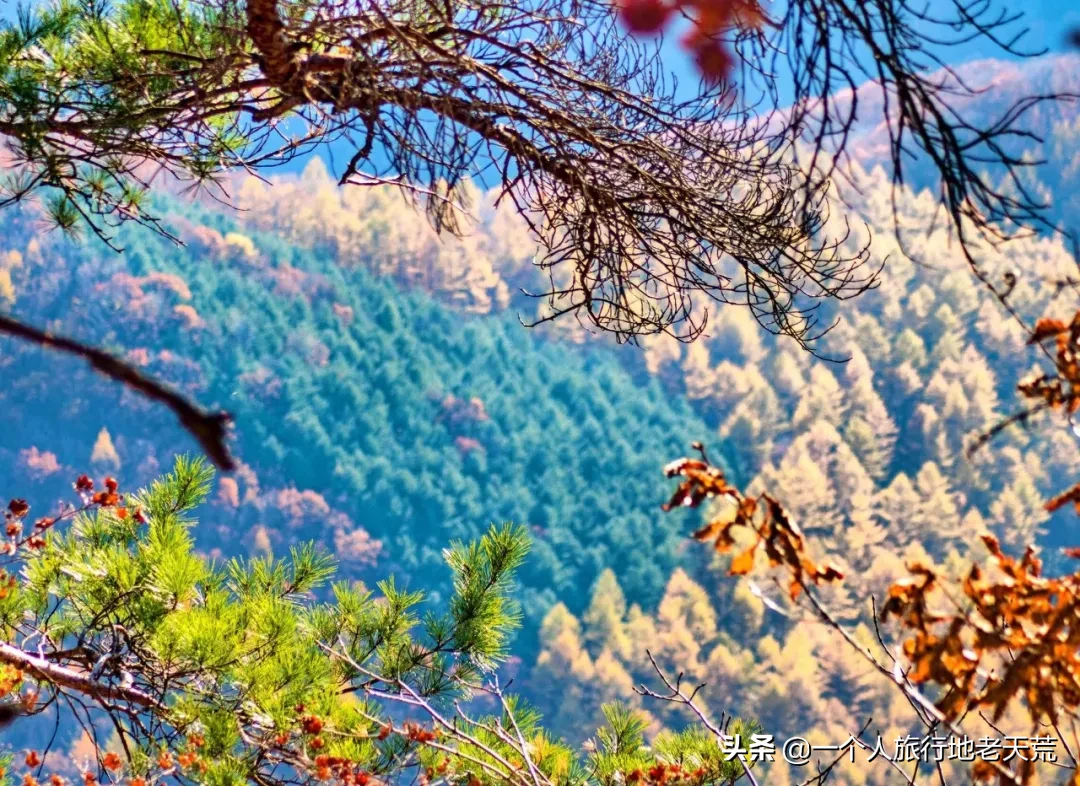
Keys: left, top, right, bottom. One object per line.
{"left": 245, "top": 0, "right": 302, "bottom": 86}
{"left": 0, "top": 641, "right": 165, "bottom": 711}
{"left": 0, "top": 314, "right": 235, "bottom": 470}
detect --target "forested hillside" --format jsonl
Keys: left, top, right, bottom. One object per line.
{"left": 1, "top": 52, "right": 1079, "bottom": 783}
{"left": 0, "top": 195, "right": 725, "bottom": 642}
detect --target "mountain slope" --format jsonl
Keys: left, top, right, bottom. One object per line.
{"left": 0, "top": 201, "right": 715, "bottom": 638}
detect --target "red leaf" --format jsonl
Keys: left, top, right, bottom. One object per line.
{"left": 618, "top": 0, "right": 674, "bottom": 33}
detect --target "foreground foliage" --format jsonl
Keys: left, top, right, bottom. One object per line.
{"left": 0, "top": 458, "right": 760, "bottom": 786}
{"left": 0, "top": 57, "right": 1077, "bottom": 784}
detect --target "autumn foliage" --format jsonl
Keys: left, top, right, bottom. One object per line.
{"left": 617, "top": 0, "right": 764, "bottom": 82}
{"left": 663, "top": 444, "right": 844, "bottom": 600}
{"left": 662, "top": 430, "right": 1080, "bottom": 784}
{"left": 880, "top": 535, "right": 1080, "bottom": 730}
{"left": 1016, "top": 313, "right": 1080, "bottom": 519}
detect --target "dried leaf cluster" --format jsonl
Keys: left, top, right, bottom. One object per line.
{"left": 662, "top": 444, "right": 843, "bottom": 601}
{"left": 1019, "top": 314, "right": 1080, "bottom": 515}
{"left": 664, "top": 438, "right": 1080, "bottom": 784}
{"left": 876, "top": 533, "right": 1080, "bottom": 784}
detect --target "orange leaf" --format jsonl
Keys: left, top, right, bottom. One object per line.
{"left": 691, "top": 521, "right": 724, "bottom": 541}
{"left": 1046, "top": 483, "right": 1080, "bottom": 513}
{"left": 712, "top": 525, "right": 737, "bottom": 553}
{"left": 816, "top": 563, "right": 845, "bottom": 583}
{"left": 1028, "top": 318, "right": 1067, "bottom": 345}
{"left": 979, "top": 533, "right": 1003, "bottom": 557}
{"left": 728, "top": 546, "right": 756, "bottom": 575}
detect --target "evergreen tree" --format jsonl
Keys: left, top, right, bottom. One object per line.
{"left": 90, "top": 426, "right": 121, "bottom": 470}
{"left": 583, "top": 570, "right": 632, "bottom": 661}
{"left": 0, "top": 458, "right": 762, "bottom": 786}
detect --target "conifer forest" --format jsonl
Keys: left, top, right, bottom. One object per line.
{"left": 0, "top": 0, "right": 1079, "bottom": 784}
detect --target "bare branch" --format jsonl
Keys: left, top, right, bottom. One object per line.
{"left": 0, "top": 641, "right": 165, "bottom": 711}
{"left": 635, "top": 650, "right": 760, "bottom": 786}
{"left": 0, "top": 314, "right": 235, "bottom": 470}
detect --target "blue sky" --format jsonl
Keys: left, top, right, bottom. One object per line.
{"left": 1008, "top": 0, "right": 1080, "bottom": 54}
{"left": 661, "top": 0, "right": 1080, "bottom": 102}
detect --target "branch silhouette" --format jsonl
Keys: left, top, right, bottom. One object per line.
{"left": 0, "top": 315, "right": 235, "bottom": 470}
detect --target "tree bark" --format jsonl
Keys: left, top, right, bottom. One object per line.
{"left": 245, "top": 0, "right": 299, "bottom": 85}
{"left": 0, "top": 641, "right": 165, "bottom": 710}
